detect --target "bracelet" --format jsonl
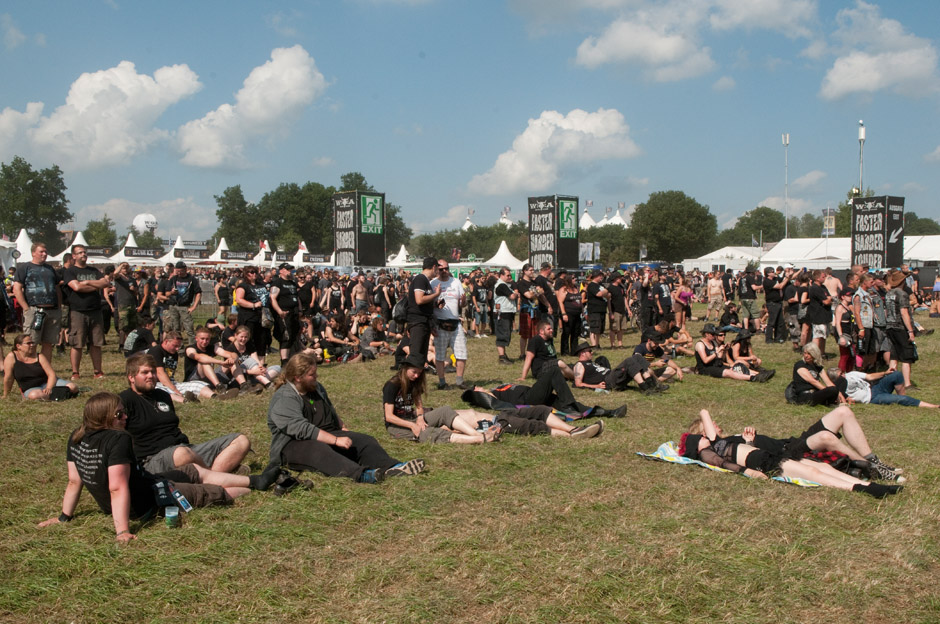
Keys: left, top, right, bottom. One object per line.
{"left": 59, "top": 512, "right": 73, "bottom": 523}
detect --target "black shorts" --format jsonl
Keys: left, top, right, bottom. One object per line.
{"left": 698, "top": 365, "right": 727, "bottom": 379}
{"left": 886, "top": 327, "right": 917, "bottom": 363}
{"left": 588, "top": 311, "right": 606, "bottom": 334}
{"left": 857, "top": 328, "right": 877, "bottom": 355}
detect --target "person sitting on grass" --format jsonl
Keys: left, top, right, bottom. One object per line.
{"left": 267, "top": 352, "right": 425, "bottom": 484}
{"left": 182, "top": 327, "right": 240, "bottom": 400}
{"left": 122, "top": 315, "right": 157, "bottom": 357}
{"left": 572, "top": 341, "right": 665, "bottom": 396}
{"left": 219, "top": 325, "right": 280, "bottom": 394}
{"left": 145, "top": 331, "right": 232, "bottom": 403}
{"left": 382, "top": 354, "right": 502, "bottom": 444}
{"left": 518, "top": 320, "right": 572, "bottom": 382}
{"left": 788, "top": 343, "right": 847, "bottom": 406}
{"left": 633, "top": 330, "right": 682, "bottom": 383}
{"left": 38, "top": 392, "right": 283, "bottom": 543}
{"left": 723, "top": 329, "right": 764, "bottom": 371}
{"left": 827, "top": 367, "right": 939, "bottom": 409}
{"left": 678, "top": 408, "right": 903, "bottom": 497}
{"left": 694, "top": 324, "right": 772, "bottom": 382}
{"left": 3, "top": 333, "right": 78, "bottom": 400}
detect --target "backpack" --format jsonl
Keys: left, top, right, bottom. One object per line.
{"left": 392, "top": 298, "right": 408, "bottom": 325}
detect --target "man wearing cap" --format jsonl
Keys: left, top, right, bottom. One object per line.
{"left": 572, "top": 341, "right": 662, "bottom": 395}
{"left": 159, "top": 261, "right": 202, "bottom": 345}
{"left": 13, "top": 242, "right": 61, "bottom": 361}
{"left": 585, "top": 270, "right": 610, "bottom": 348}
{"left": 270, "top": 263, "right": 301, "bottom": 367}
{"left": 883, "top": 269, "right": 917, "bottom": 389}
{"left": 694, "top": 324, "right": 770, "bottom": 382}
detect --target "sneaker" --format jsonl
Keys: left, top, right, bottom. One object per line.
{"left": 867, "top": 454, "right": 904, "bottom": 477}
{"left": 94, "top": 371, "right": 105, "bottom": 380}
{"left": 385, "top": 459, "right": 426, "bottom": 477}
{"left": 444, "top": 365, "right": 457, "bottom": 373}
{"left": 498, "top": 356, "right": 513, "bottom": 365}
{"left": 570, "top": 421, "right": 603, "bottom": 439}
{"left": 437, "top": 381, "right": 448, "bottom": 390}
{"left": 215, "top": 387, "right": 240, "bottom": 401}
{"left": 182, "top": 391, "right": 200, "bottom": 403}
{"left": 70, "top": 372, "right": 80, "bottom": 381}
{"left": 608, "top": 405, "right": 628, "bottom": 418}
{"left": 357, "top": 468, "right": 385, "bottom": 485}
{"left": 455, "top": 381, "right": 469, "bottom": 390}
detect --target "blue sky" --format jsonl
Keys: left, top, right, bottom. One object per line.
{"left": 2, "top": 0, "right": 939, "bottom": 248}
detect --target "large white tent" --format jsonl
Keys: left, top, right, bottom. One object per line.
{"left": 681, "top": 246, "right": 763, "bottom": 272}
{"left": 481, "top": 240, "right": 526, "bottom": 270}
{"left": 387, "top": 244, "right": 415, "bottom": 268}
{"left": 903, "top": 235, "right": 940, "bottom": 262}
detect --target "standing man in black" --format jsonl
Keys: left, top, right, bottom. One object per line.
{"left": 406, "top": 257, "right": 440, "bottom": 364}
{"left": 63, "top": 244, "right": 111, "bottom": 380}
{"left": 270, "top": 262, "right": 301, "bottom": 366}
{"left": 737, "top": 268, "right": 761, "bottom": 332}
{"left": 762, "top": 266, "right": 791, "bottom": 344}
{"left": 606, "top": 271, "right": 629, "bottom": 349}
{"left": 533, "top": 262, "right": 556, "bottom": 327}
{"left": 585, "top": 270, "right": 610, "bottom": 348}
{"left": 159, "top": 261, "right": 202, "bottom": 346}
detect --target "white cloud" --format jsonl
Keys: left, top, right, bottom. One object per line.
{"left": 76, "top": 197, "right": 218, "bottom": 241}
{"left": 820, "top": 1, "right": 940, "bottom": 100}
{"left": 15, "top": 61, "right": 202, "bottom": 170}
{"left": 177, "top": 45, "right": 327, "bottom": 169}
{"left": 901, "top": 181, "right": 926, "bottom": 193}
{"left": 712, "top": 75, "right": 735, "bottom": 90}
{"left": 265, "top": 12, "right": 300, "bottom": 37}
{"left": 758, "top": 195, "right": 817, "bottom": 217}
{"left": 2, "top": 14, "right": 26, "bottom": 49}
{"left": 0, "top": 101, "right": 43, "bottom": 153}
{"left": 575, "top": 18, "right": 716, "bottom": 81}
{"left": 431, "top": 205, "right": 470, "bottom": 229}
{"left": 925, "top": 145, "right": 940, "bottom": 162}
{"left": 311, "top": 156, "right": 334, "bottom": 167}
{"left": 792, "top": 169, "right": 826, "bottom": 190}
{"left": 467, "top": 108, "right": 641, "bottom": 195}
{"left": 709, "top": 0, "right": 817, "bottom": 38}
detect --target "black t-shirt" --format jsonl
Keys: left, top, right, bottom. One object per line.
{"left": 382, "top": 379, "right": 416, "bottom": 423}
{"left": 114, "top": 275, "right": 138, "bottom": 307}
{"left": 146, "top": 344, "right": 179, "bottom": 381}
{"left": 739, "top": 274, "right": 758, "bottom": 300}
{"left": 808, "top": 284, "right": 832, "bottom": 324}
{"left": 607, "top": 283, "right": 627, "bottom": 314}
{"left": 184, "top": 342, "right": 217, "bottom": 381}
{"left": 217, "top": 281, "right": 232, "bottom": 306}
{"left": 491, "top": 383, "right": 530, "bottom": 405}
{"left": 407, "top": 274, "right": 434, "bottom": 323}
{"left": 763, "top": 276, "right": 782, "bottom": 303}
{"left": 236, "top": 280, "right": 268, "bottom": 323}
{"left": 579, "top": 359, "right": 609, "bottom": 385}
{"left": 124, "top": 327, "right": 155, "bottom": 356}
{"left": 526, "top": 335, "right": 556, "bottom": 376}
{"left": 162, "top": 274, "right": 201, "bottom": 307}
{"left": 721, "top": 273, "right": 735, "bottom": 300}
{"left": 14, "top": 262, "right": 59, "bottom": 307}
{"left": 720, "top": 311, "right": 740, "bottom": 326}
{"left": 533, "top": 275, "right": 554, "bottom": 313}
{"left": 298, "top": 281, "right": 316, "bottom": 313}
{"left": 633, "top": 342, "right": 665, "bottom": 363}
{"left": 271, "top": 276, "right": 299, "bottom": 311}
{"left": 66, "top": 428, "right": 157, "bottom": 518}
{"left": 63, "top": 265, "right": 104, "bottom": 312}
{"left": 783, "top": 283, "right": 798, "bottom": 305}
{"left": 119, "top": 387, "right": 187, "bottom": 459}
{"left": 586, "top": 282, "right": 607, "bottom": 313}
{"left": 222, "top": 339, "right": 257, "bottom": 366}
{"left": 792, "top": 361, "right": 822, "bottom": 394}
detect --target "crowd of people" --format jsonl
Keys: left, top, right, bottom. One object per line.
{"left": 7, "top": 242, "right": 933, "bottom": 540}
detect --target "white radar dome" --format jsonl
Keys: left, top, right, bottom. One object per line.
{"left": 132, "top": 213, "right": 158, "bottom": 233}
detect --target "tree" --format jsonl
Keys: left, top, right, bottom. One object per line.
{"left": 84, "top": 214, "right": 118, "bottom": 249}
{"left": 904, "top": 211, "right": 940, "bottom": 235}
{"left": 714, "top": 206, "right": 785, "bottom": 247}
{"left": 339, "top": 172, "right": 374, "bottom": 192}
{"left": 214, "top": 185, "right": 263, "bottom": 251}
{"left": 258, "top": 181, "right": 335, "bottom": 254}
{"left": 630, "top": 191, "right": 717, "bottom": 262}
{"left": 0, "top": 155, "right": 72, "bottom": 252}
{"left": 128, "top": 226, "right": 164, "bottom": 250}
{"left": 385, "top": 203, "right": 413, "bottom": 252}
{"left": 797, "top": 212, "right": 823, "bottom": 238}
{"left": 579, "top": 224, "right": 635, "bottom": 265}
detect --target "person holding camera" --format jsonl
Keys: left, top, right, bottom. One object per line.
{"left": 13, "top": 242, "right": 62, "bottom": 362}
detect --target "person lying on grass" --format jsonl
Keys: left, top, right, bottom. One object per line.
{"left": 383, "top": 354, "right": 502, "bottom": 444}
{"left": 678, "top": 407, "right": 904, "bottom": 498}
{"left": 39, "top": 392, "right": 282, "bottom": 543}
{"left": 267, "top": 352, "right": 425, "bottom": 485}
{"left": 826, "top": 367, "right": 939, "bottom": 409}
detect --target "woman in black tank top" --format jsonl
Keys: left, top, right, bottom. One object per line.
{"left": 2, "top": 333, "right": 77, "bottom": 400}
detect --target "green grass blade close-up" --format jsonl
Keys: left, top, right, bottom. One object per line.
{"left": 1, "top": 305, "right": 938, "bottom": 623}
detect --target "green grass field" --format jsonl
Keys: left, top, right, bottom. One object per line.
{"left": 2, "top": 306, "right": 938, "bottom": 623}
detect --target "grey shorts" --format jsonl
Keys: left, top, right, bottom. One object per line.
{"left": 69, "top": 309, "right": 105, "bottom": 348}
{"left": 386, "top": 406, "right": 459, "bottom": 444}
{"left": 143, "top": 432, "right": 241, "bottom": 475}
{"left": 24, "top": 307, "right": 61, "bottom": 345}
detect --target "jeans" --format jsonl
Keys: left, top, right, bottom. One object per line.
{"left": 869, "top": 370, "right": 920, "bottom": 406}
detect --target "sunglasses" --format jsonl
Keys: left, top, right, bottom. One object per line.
{"left": 115, "top": 409, "right": 127, "bottom": 419}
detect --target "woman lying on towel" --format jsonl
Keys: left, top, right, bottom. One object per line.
{"left": 678, "top": 406, "right": 904, "bottom": 498}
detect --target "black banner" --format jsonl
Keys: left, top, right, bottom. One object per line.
{"left": 124, "top": 247, "right": 161, "bottom": 258}
{"left": 221, "top": 250, "right": 254, "bottom": 261}
{"left": 333, "top": 191, "right": 357, "bottom": 267}
{"left": 851, "top": 196, "right": 904, "bottom": 269}
{"left": 85, "top": 247, "right": 113, "bottom": 256}
{"left": 528, "top": 194, "right": 579, "bottom": 269}
{"left": 173, "top": 249, "right": 210, "bottom": 260}
{"left": 333, "top": 190, "right": 387, "bottom": 266}
{"left": 303, "top": 253, "right": 331, "bottom": 264}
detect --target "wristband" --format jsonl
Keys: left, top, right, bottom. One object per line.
{"left": 59, "top": 512, "right": 73, "bottom": 523}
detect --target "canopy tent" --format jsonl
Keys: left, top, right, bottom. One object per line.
{"left": 15, "top": 228, "right": 32, "bottom": 260}
{"left": 387, "top": 244, "right": 417, "bottom": 268}
{"left": 579, "top": 210, "right": 596, "bottom": 230}
{"left": 758, "top": 237, "right": 850, "bottom": 270}
{"left": 607, "top": 208, "right": 628, "bottom": 228}
{"left": 903, "top": 235, "right": 940, "bottom": 263}
{"left": 481, "top": 240, "right": 526, "bottom": 270}
{"left": 681, "top": 246, "right": 763, "bottom": 272}
{"left": 48, "top": 231, "right": 112, "bottom": 264}
{"left": 0, "top": 238, "right": 17, "bottom": 272}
